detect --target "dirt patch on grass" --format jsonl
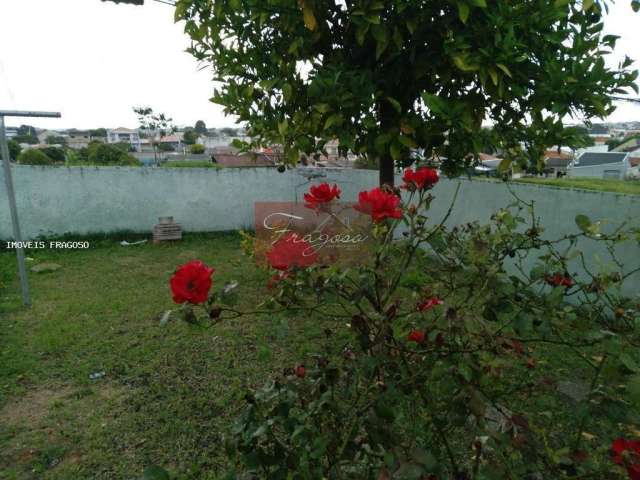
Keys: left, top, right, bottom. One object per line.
{"left": 0, "top": 385, "right": 73, "bottom": 429}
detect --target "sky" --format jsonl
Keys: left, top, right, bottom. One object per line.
{"left": 0, "top": 0, "right": 639, "bottom": 130}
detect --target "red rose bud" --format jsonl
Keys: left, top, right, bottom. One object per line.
{"left": 304, "top": 182, "right": 341, "bottom": 210}
{"left": 354, "top": 187, "right": 403, "bottom": 223}
{"left": 294, "top": 365, "right": 306, "bottom": 378}
{"left": 169, "top": 260, "right": 214, "bottom": 305}
{"left": 545, "top": 273, "right": 574, "bottom": 288}
{"left": 417, "top": 297, "right": 443, "bottom": 312}
{"left": 408, "top": 330, "right": 426, "bottom": 344}
{"left": 401, "top": 167, "right": 439, "bottom": 190}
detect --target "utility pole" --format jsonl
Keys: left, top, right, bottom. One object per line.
{"left": 0, "top": 110, "right": 61, "bottom": 306}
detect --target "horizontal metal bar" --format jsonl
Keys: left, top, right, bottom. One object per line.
{"left": 0, "top": 110, "right": 62, "bottom": 118}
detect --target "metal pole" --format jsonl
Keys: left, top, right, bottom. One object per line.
{"left": 0, "top": 115, "right": 30, "bottom": 306}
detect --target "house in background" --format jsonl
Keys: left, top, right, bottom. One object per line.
{"left": 37, "top": 130, "right": 66, "bottom": 144}
{"left": 568, "top": 152, "right": 632, "bottom": 180}
{"left": 5, "top": 127, "right": 18, "bottom": 139}
{"left": 543, "top": 150, "right": 573, "bottom": 177}
{"left": 66, "top": 129, "right": 93, "bottom": 149}
{"left": 107, "top": 128, "right": 141, "bottom": 151}
{"left": 157, "top": 134, "right": 182, "bottom": 151}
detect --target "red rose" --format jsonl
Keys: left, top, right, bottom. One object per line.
{"left": 408, "top": 330, "right": 426, "bottom": 344}
{"left": 612, "top": 438, "right": 640, "bottom": 480}
{"left": 304, "top": 182, "right": 341, "bottom": 209}
{"left": 266, "top": 232, "right": 319, "bottom": 271}
{"left": 170, "top": 260, "right": 214, "bottom": 304}
{"left": 295, "top": 365, "right": 306, "bottom": 378}
{"left": 545, "top": 273, "right": 574, "bottom": 288}
{"left": 417, "top": 297, "right": 443, "bottom": 312}
{"left": 354, "top": 187, "right": 403, "bottom": 223}
{"left": 402, "top": 167, "right": 439, "bottom": 190}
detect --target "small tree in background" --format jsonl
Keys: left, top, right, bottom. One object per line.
{"left": 8, "top": 139, "right": 21, "bottom": 161}
{"left": 45, "top": 135, "right": 67, "bottom": 146}
{"left": 182, "top": 128, "right": 198, "bottom": 145}
{"left": 134, "top": 107, "right": 175, "bottom": 166}
{"left": 17, "top": 149, "right": 53, "bottom": 166}
{"left": 190, "top": 143, "right": 205, "bottom": 154}
{"left": 89, "top": 128, "right": 108, "bottom": 139}
{"left": 41, "top": 146, "right": 66, "bottom": 164}
{"left": 194, "top": 120, "right": 207, "bottom": 136}
{"left": 176, "top": 0, "right": 639, "bottom": 185}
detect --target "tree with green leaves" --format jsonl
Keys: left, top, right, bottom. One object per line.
{"left": 45, "top": 135, "right": 67, "bottom": 146}
{"left": 134, "top": 106, "right": 175, "bottom": 165}
{"left": 194, "top": 120, "right": 207, "bottom": 135}
{"left": 8, "top": 139, "right": 21, "bottom": 161}
{"left": 182, "top": 128, "right": 198, "bottom": 145}
{"left": 175, "top": 0, "right": 639, "bottom": 185}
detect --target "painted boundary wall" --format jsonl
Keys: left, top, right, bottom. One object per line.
{"left": 1, "top": 165, "right": 639, "bottom": 292}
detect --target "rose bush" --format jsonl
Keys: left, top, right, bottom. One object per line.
{"left": 167, "top": 173, "right": 640, "bottom": 479}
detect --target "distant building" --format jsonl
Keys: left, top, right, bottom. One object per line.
{"left": 5, "top": 127, "right": 18, "bottom": 139}
{"left": 66, "top": 130, "right": 93, "bottom": 149}
{"left": 158, "top": 134, "right": 182, "bottom": 151}
{"left": 568, "top": 152, "right": 631, "bottom": 180}
{"left": 38, "top": 130, "right": 66, "bottom": 144}
{"left": 107, "top": 128, "right": 141, "bottom": 151}
{"left": 543, "top": 150, "right": 573, "bottom": 176}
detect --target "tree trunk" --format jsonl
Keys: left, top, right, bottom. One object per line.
{"left": 379, "top": 154, "right": 395, "bottom": 187}
{"left": 378, "top": 100, "right": 396, "bottom": 187}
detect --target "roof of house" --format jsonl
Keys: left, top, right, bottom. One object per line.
{"left": 109, "top": 127, "right": 138, "bottom": 134}
{"left": 159, "top": 135, "right": 180, "bottom": 143}
{"left": 212, "top": 152, "right": 274, "bottom": 167}
{"left": 574, "top": 152, "right": 628, "bottom": 167}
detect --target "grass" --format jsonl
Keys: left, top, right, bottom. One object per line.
{"left": 161, "top": 161, "right": 221, "bottom": 169}
{"left": 512, "top": 176, "right": 640, "bottom": 195}
{"left": 0, "top": 233, "right": 637, "bottom": 479}
{"left": 0, "top": 233, "right": 325, "bottom": 479}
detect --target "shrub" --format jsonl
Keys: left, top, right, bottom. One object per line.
{"left": 41, "top": 146, "right": 66, "bottom": 164}
{"left": 157, "top": 143, "right": 176, "bottom": 152}
{"left": 88, "top": 143, "right": 140, "bottom": 166}
{"left": 17, "top": 149, "right": 53, "bottom": 165}
{"left": 190, "top": 143, "right": 205, "bottom": 154}
{"left": 8, "top": 139, "right": 21, "bottom": 160}
{"left": 168, "top": 171, "right": 640, "bottom": 479}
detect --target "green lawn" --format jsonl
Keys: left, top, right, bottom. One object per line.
{"left": 0, "top": 233, "right": 637, "bottom": 479}
{"left": 0, "top": 233, "right": 324, "bottom": 479}
{"left": 513, "top": 176, "right": 640, "bottom": 195}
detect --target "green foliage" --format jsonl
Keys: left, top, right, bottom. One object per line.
{"left": 157, "top": 143, "right": 175, "bottom": 152}
{"left": 182, "top": 129, "right": 198, "bottom": 145}
{"left": 87, "top": 143, "right": 140, "bottom": 166}
{"left": 41, "top": 146, "right": 66, "bottom": 163}
{"left": 176, "top": 184, "right": 639, "bottom": 479}
{"left": 17, "top": 148, "right": 53, "bottom": 166}
{"left": 134, "top": 106, "right": 175, "bottom": 164}
{"left": 176, "top": 0, "right": 639, "bottom": 183}
{"left": 13, "top": 134, "right": 38, "bottom": 145}
{"left": 45, "top": 135, "right": 67, "bottom": 146}
{"left": 17, "top": 124, "right": 36, "bottom": 137}
{"left": 8, "top": 139, "right": 21, "bottom": 160}
{"left": 194, "top": 120, "right": 207, "bottom": 135}
{"left": 89, "top": 128, "right": 108, "bottom": 138}
{"left": 189, "top": 143, "right": 205, "bottom": 154}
